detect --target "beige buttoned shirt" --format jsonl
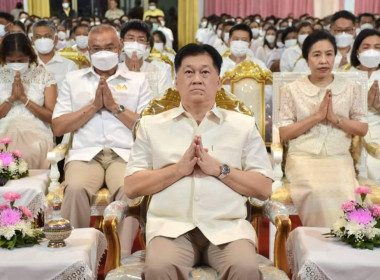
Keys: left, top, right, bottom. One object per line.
{"left": 125, "top": 104, "right": 273, "bottom": 246}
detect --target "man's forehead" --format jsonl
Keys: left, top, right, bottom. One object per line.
{"left": 90, "top": 31, "right": 118, "bottom": 45}
{"left": 334, "top": 18, "right": 354, "bottom": 27}
{"left": 125, "top": 29, "right": 146, "bottom": 37}
{"left": 180, "top": 54, "right": 215, "bottom": 69}
{"left": 34, "top": 26, "right": 54, "bottom": 34}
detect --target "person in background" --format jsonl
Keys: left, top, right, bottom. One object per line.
{"left": 279, "top": 30, "right": 367, "bottom": 227}
{"left": 358, "top": 13, "right": 375, "bottom": 31}
{"left": 128, "top": 0, "right": 144, "bottom": 20}
{"left": 0, "top": 12, "right": 15, "bottom": 43}
{"left": 72, "top": 24, "right": 90, "bottom": 59}
{"left": 348, "top": 29, "right": 380, "bottom": 183}
{"left": 250, "top": 20, "right": 263, "bottom": 55}
{"left": 215, "top": 21, "right": 235, "bottom": 55}
{"left": 151, "top": 30, "right": 175, "bottom": 62}
{"left": 9, "top": 20, "right": 25, "bottom": 34}
{"left": 105, "top": 0, "right": 125, "bottom": 20}
{"left": 0, "top": 33, "right": 57, "bottom": 168}
{"left": 280, "top": 21, "right": 313, "bottom": 72}
{"left": 143, "top": 0, "right": 164, "bottom": 21}
{"left": 157, "top": 16, "right": 174, "bottom": 49}
{"left": 59, "top": 0, "right": 77, "bottom": 21}
{"left": 32, "top": 20, "right": 78, "bottom": 90}
{"left": 10, "top": 2, "right": 24, "bottom": 20}
{"left": 56, "top": 24, "right": 69, "bottom": 50}
{"left": 329, "top": 10, "right": 356, "bottom": 69}
{"left": 255, "top": 25, "right": 277, "bottom": 65}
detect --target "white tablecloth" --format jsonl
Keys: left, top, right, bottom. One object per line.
{"left": 0, "top": 169, "right": 50, "bottom": 218}
{"left": 287, "top": 227, "right": 380, "bottom": 280}
{"left": 0, "top": 228, "right": 107, "bottom": 280}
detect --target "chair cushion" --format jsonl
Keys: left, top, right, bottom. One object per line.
{"left": 106, "top": 250, "right": 289, "bottom": 280}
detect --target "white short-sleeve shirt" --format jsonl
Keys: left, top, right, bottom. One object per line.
{"left": 53, "top": 64, "right": 153, "bottom": 163}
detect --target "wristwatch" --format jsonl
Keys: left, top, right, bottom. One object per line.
{"left": 113, "top": 104, "right": 125, "bottom": 117}
{"left": 217, "top": 164, "right": 230, "bottom": 180}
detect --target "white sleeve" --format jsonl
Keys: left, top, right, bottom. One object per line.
{"left": 136, "top": 75, "right": 153, "bottom": 113}
{"left": 52, "top": 74, "right": 73, "bottom": 119}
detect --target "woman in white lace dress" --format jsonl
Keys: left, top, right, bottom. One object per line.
{"left": 0, "top": 33, "right": 57, "bottom": 169}
{"left": 348, "top": 29, "right": 380, "bottom": 183}
{"left": 279, "top": 30, "right": 368, "bottom": 227}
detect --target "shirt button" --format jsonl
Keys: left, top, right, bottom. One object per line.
{"left": 194, "top": 196, "right": 200, "bottom": 201}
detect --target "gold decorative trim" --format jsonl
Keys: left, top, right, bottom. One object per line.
{"left": 58, "top": 47, "right": 91, "bottom": 69}
{"left": 363, "top": 139, "right": 380, "bottom": 159}
{"left": 221, "top": 60, "right": 272, "bottom": 144}
{"left": 222, "top": 49, "right": 231, "bottom": 58}
{"left": 164, "top": 47, "right": 176, "bottom": 55}
{"left": 150, "top": 48, "right": 175, "bottom": 78}
{"left": 343, "top": 62, "right": 352, "bottom": 71}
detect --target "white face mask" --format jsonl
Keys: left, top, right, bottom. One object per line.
{"left": 142, "top": 48, "right": 150, "bottom": 60}
{"left": 160, "top": 20, "right": 165, "bottom": 26}
{"left": 123, "top": 41, "right": 146, "bottom": 59}
{"left": 298, "top": 34, "right": 308, "bottom": 45}
{"left": 230, "top": 40, "right": 249, "bottom": 58}
{"left": 276, "top": 41, "right": 284, "bottom": 48}
{"left": 153, "top": 42, "right": 164, "bottom": 52}
{"left": 216, "top": 29, "right": 222, "bottom": 38}
{"left": 28, "top": 33, "right": 33, "bottom": 40}
{"left": 62, "top": 3, "right": 69, "bottom": 9}
{"left": 223, "top": 32, "right": 229, "bottom": 42}
{"left": 358, "top": 49, "right": 380, "bottom": 68}
{"left": 34, "top": 38, "right": 55, "bottom": 54}
{"left": 20, "top": 18, "right": 26, "bottom": 23}
{"left": 201, "top": 21, "right": 207, "bottom": 28}
{"left": 334, "top": 33, "right": 354, "bottom": 48}
{"left": 251, "top": 28, "right": 260, "bottom": 37}
{"left": 75, "top": 35, "right": 88, "bottom": 49}
{"left": 91, "top": 51, "right": 119, "bottom": 71}
{"left": 259, "top": 29, "right": 265, "bottom": 37}
{"left": 149, "top": 5, "right": 156, "bottom": 11}
{"left": 6, "top": 62, "right": 29, "bottom": 74}
{"left": 361, "top": 23, "right": 374, "bottom": 30}
{"left": 284, "top": 39, "right": 297, "bottom": 48}
{"left": 57, "top": 31, "right": 66, "bottom": 40}
{"left": 266, "top": 35, "right": 275, "bottom": 44}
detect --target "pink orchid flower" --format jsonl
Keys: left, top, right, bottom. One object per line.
{"left": 0, "top": 138, "right": 12, "bottom": 144}
{"left": 354, "top": 186, "right": 372, "bottom": 195}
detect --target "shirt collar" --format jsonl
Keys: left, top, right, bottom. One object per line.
{"left": 80, "top": 63, "right": 132, "bottom": 81}
{"left": 167, "top": 103, "right": 224, "bottom": 123}
{"left": 296, "top": 74, "right": 345, "bottom": 97}
{"left": 38, "top": 52, "right": 64, "bottom": 66}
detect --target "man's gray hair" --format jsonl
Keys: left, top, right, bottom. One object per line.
{"left": 89, "top": 24, "right": 118, "bottom": 38}
{"left": 31, "top": 19, "right": 57, "bottom": 34}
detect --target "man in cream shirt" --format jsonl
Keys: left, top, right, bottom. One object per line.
{"left": 52, "top": 24, "right": 152, "bottom": 256}
{"left": 125, "top": 44, "right": 273, "bottom": 280}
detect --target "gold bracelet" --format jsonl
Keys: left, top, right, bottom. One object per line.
{"left": 336, "top": 116, "right": 343, "bottom": 126}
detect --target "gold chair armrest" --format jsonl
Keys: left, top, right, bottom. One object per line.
{"left": 46, "top": 143, "right": 69, "bottom": 164}
{"left": 363, "top": 139, "right": 380, "bottom": 159}
{"left": 103, "top": 197, "right": 150, "bottom": 275}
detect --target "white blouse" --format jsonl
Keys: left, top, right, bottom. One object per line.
{"left": 279, "top": 75, "right": 367, "bottom": 155}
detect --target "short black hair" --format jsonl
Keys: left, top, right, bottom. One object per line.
{"left": 229, "top": 23, "right": 253, "bottom": 41}
{"left": 174, "top": 43, "right": 222, "bottom": 75}
{"left": 296, "top": 21, "right": 312, "bottom": 33}
{"left": 302, "top": 30, "right": 337, "bottom": 60}
{"left": 72, "top": 23, "right": 89, "bottom": 34}
{"left": 12, "top": 20, "right": 25, "bottom": 33}
{"left": 152, "top": 30, "right": 166, "bottom": 45}
{"left": 0, "top": 33, "right": 37, "bottom": 65}
{"left": 358, "top": 13, "right": 375, "bottom": 23}
{"left": 120, "top": 19, "right": 150, "bottom": 41}
{"left": 350, "top": 28, "right": 380, "bottom": 67}
{"left": 330, "top": 10, "right": 356, "bottom": 26}
{"left": 0, "top": 12, "right": 14, "bottom": 23}
{"left": 281, "top": 26, "right": 296, "bottom": 44}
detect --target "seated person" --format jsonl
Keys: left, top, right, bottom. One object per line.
{"left": 347, "top": 28, "right": 380, "bottom": 182}
{"left": 125, "top": 43, "right": 273, "bottom": 280}
{"left": 52, "top": 24, "right": 152, "bottom": 256}
{"left": 0, "top": 33, "right": 57, "bottom": 169}
{"left": 279, "top": 30, "right": 368, "bottom": 227}
{"left": 220, "top": 23, "right": 267, "bottom": 77}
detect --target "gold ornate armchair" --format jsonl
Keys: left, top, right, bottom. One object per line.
{"left": 221, "top": 60, "right": 273, "bottom": 146}
{"left": 102, "top": 88, "right": 291, "bottom": 279}
{"left": 58, "top": 46, "right": 91, "bottom": 69}
{"left": 270, "top": 71, "right": 380, "bottom": 214}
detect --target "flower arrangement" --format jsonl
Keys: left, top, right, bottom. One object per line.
{"left": 326, "top": 186, "right": 380, "bottom": 250}
{"left": 0, "top": 138, "right": 28, "bottom": 181}
{"left": 0, "top": 191, "right": 44, "bottom": 249}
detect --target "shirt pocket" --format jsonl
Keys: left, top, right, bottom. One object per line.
{"left": 208, "top": 145, "right": 242, "bottom": 169}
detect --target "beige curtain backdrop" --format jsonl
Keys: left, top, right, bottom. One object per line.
{"left": 178, "top": 0, "right": 199, "bottom": 49}
{"left": 314, "top": 0, "right": 340, "bottom": 18}
{"left": 27, "top": 0, "right": 50, "bottom": 17}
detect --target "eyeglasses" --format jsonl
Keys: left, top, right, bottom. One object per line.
{"left": 89, "top": 46, "right": 118, "bottom": 53}
{"left": 124, "top": 35, "right": 147, "bottom": 44}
